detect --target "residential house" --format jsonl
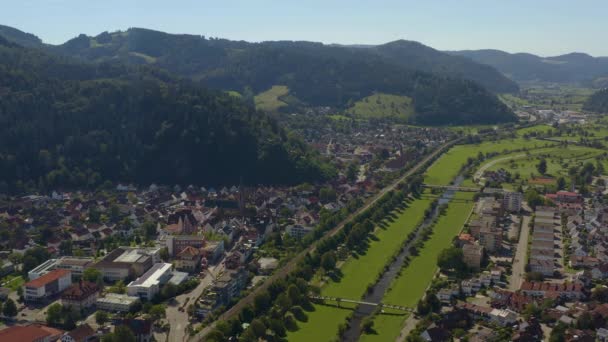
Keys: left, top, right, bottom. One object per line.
{"left": 60, "top": 324, "right": 96, "bottom": 342}
{"left": 61, "top": 281, "right": 99, "bottom": 311}
{"left": 113, "top": 319, "right": 153, "bottom": 342}
{"left": 174, "top": 246, "right": 202, "bottom": 272}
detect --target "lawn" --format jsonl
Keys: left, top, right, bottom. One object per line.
{"left": 347, "top": 93, "right": 414, "bottom": 120}
{"left": 483, "top": 146, "right": 604, "bottom": 183}
{"left": 287, "top": 195, "right": 432, "bottom": 340}
{"left": 1, "top": 274, "right": 24, "bottom": 292}
{"left": 287, "top": 302, "right": 356, "bottom": 342}
{"left": 323, "top": 196, "right": 432, "bottom": 299}
{"left": 362, "top": 192, "right": 475, "bottom": 341}
{"left": 254, "top": 85, "right": 289, "bottom": 112}
{"left": 424, "top": 138, "right": 556, "bottom": 185}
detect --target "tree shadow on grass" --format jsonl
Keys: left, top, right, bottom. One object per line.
{"left": 327, "top": 269, "right": 344, "bottom": 283}
{"left": 302, "top": 300, "right": 316, "bottom": 312}
{"left": 314, "top": 302, "right": 357, "bottom": 312}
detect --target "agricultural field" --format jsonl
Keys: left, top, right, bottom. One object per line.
{"left": 515, "top": 124, "right": 555, "bottom": 137}
{"left": 446, "top": 125, "right": 498, "bottom": 135}
{"left": 499, "top": 93, "right": 531, "bottom": 108}
{"left": 361, "top": 192, "right": 475, "bottom": 342}
{"left": 254, "top": 85, "right": 289, "bottom": 112}
{"left": 424, "top": 137, "right": 556, "bottom": 185}
{"left": 288, "top": 195, "right": 432, "bottom": 341}
{"left": 346, "top": 93, "right": 414, "bottom": 120}
{"left": 520, "top": 85, "right": 595, "bottom": 111}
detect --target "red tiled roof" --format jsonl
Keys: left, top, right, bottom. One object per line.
{"left": 24, "top": 269, "right": 70, "bottom": 288}
{"left": 177, "top": 246, "right": 201, "bottom": 257}
{"left": 61, "top": 281, "right": 99, "bottom": 301}
{"left": 520, "top": 281, "right": 583, "bottom": 293}
{"left": 557, "top": 191, "right": 579, "bottom": 197}
{"left": 0, "top": 324, "right": 63, "bottom": 341}
{"left": 65, "top": 324, "right": 95, "bottom": 342}
{"left": 594, "top": 303, "right": 608, "bottom": 319}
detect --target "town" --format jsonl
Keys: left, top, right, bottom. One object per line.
{"left": 3, "top": 5, "right": 608, "bottom": 341}
{"left": 0, "top": 124, "right": 453, "bottom": 341}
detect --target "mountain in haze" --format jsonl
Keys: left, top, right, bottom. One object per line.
{"left": 449, "top": 49, "right": 608, "bottom": 85}
{"left": 367, "top": 40, "right": 519, "bottom": 93}
{"left": 0, "top": 24, "right": 44, "bottom": 48}
{"left": 584, "top": 88, "right": 608, "bottom": 113}
{"left": 37, "top": 27, "right": 515, "bottom": 125}
{"left": 0, "top": 35, "right": 334, "bottom": 192}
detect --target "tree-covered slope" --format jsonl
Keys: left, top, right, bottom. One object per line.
{"left": 584, "top": 88, "right": 608, "bottom": 113}
{"left": 450, "top": 49, "right": 608, "bottom": 85}
{"left": 0, "top": 36, "right": 334, "bottom": 192}
{"left": 0, "top": 24, "right": 43, "bottom": 48}
{"left": 370, "top": 40, "right": 519, "bottom": 93}
{"left": 49, "top": 28, "right": 515, "bottom": 125}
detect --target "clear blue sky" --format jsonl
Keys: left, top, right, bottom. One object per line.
{"left": 3, "top": 0, "right": 607, "bottom": 56}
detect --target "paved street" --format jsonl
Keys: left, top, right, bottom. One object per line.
{"left": 166, "top": 263, "right": 224, "bottom": 342}
{"left": 510, "top": 210, "right": 531, "bottom": 291}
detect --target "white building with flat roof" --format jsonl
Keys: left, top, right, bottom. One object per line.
{"left": 286, "top": 224, "right": 314, "bottom": 240}
{"left": 28, "top": 259, "right": 58, "bottom": 280}
{"left": 94, "top": 247, "right": 161, "bottom": 281}
{"left": 28, "top": 257, "right": 95, "bottom": 281}
{"left": 127, "top": 263, "right": 173, "bottom": 300}
{"left": 96, "top": 293, "right": 141, "bottom": 312}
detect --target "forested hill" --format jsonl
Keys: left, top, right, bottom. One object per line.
{"left": 0, "top": 24, "right": 43, "bottom": 48}
{"left": 368, "top": 40, "right": 519, "bottom": 93}
{"left": 0, "top": 36, "right": 334, "bottom": 192}
{"left": 450, "top": 49, "right": 608, "bottom": 85}
{"left": 584, "top": 88, "right": 608, "bottom": 113}
{"left": 41, "top": 28, "right": 516, "bottom": 125}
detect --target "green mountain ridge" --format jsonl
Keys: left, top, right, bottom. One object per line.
{"left": 0, "top": 35, "right": 333, "bottom": 191}
{"left": 449, "top": 49, "right": 608, "bottom": 85}
{"left": 0, "top": 24, "right": 43, "bottom": 48}
{"left": 369, "top": 40, "right": 519, "bottom": 93}
{"left": 36, "top": 27, "right": 515, "bottom": 125}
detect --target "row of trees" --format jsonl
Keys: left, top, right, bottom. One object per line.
{"left": 203, "top": 141, "right": 452, "bottom": 341}
{"left": 205, "top": 185, "right": 415, "bottom": 340}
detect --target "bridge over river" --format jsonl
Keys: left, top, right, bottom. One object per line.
{"left": 309, "top": 295, "right": 414, "bottom": 313}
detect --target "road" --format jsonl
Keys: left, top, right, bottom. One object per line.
{"left": 396, "top": 315, "right": 419, "bottom": 342}
{"left": 167, "top": 264, "right": 224, "bottom": 342}
{"left": 510, "top": 211, "right": 531, "bottom": 291}
{"left": 191, "top": 139, "right": 460, "bottom": 341}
